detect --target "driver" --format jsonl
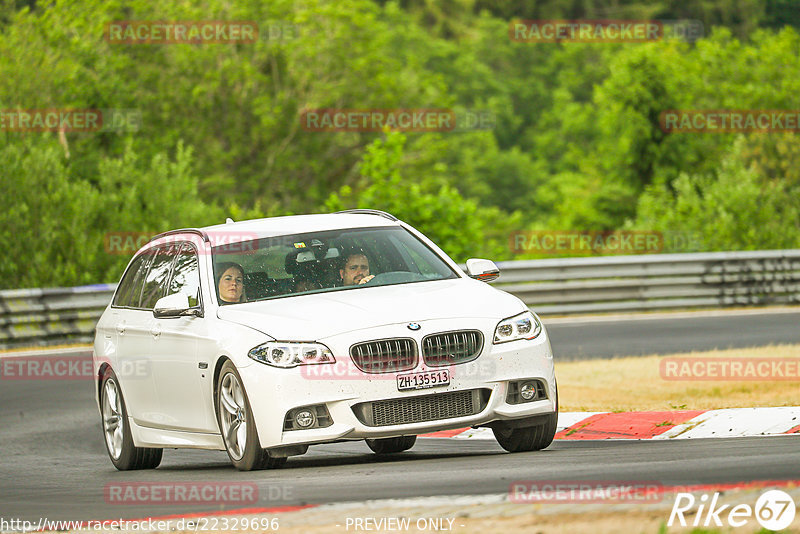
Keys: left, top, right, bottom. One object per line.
{"left": 340, "top": 252, "right": 375, "bottom": 286}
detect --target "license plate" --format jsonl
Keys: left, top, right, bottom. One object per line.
{"left": 397, "top": 369, "right": 450, "bottom": 391}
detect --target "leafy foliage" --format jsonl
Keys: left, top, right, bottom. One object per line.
{"left": 0, "top": 137, "right": 222, "bottom": 288}
{"left": 325, "top": 131, "right": 519, "bottom": 262}
{"left": 634, "top": 137, "right": 800, "bottom": 252}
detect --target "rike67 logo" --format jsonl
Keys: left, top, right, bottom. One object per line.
{"left": 669, "top": 489, "right": 796, "bottom": 530}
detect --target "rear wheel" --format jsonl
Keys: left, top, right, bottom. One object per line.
{"left": 101, "top": 370, "right": 163, "bottom": 470}
{"left": 365, "top": 435, "right": 417, "bottom": 454}
{"left": 217, "top": 361, "right": 287, "bottom": 471}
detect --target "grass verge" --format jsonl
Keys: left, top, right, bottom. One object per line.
{"left": 556, "top": 343, "right": 800, "bottom": 412}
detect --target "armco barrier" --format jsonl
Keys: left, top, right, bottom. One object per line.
{"left": 1, "top": 250, "right": 799, "bottom": 349}
{"left": 492, "top": 249, "right": 800, "bottom": 314}
{"left": 0, "top": 284, "right": 115, "bottom": 349}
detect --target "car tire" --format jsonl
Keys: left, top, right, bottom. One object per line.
{"left": 493, "top": 380, "right": 559, "bottom": 453}
{"left": 217, "top": 361, "right": 287, "bottom": 471}
{"left": 101, "top": 369, "right": 163, "bottom": 470}
{"left": 365, "top": 435, "right": 417, "bottom": 454}
{"left": 492, "top": 412, "right": 558, "bottom": 452}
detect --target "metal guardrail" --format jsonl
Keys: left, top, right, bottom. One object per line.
{"left": 1, "top": 250, "right": 799, "bottom": 349}
{"left": 0, "top": 284, "right": 116, "bottom": 349}
{"left": 493, "top": 249, "right": 800, "bottom": 315}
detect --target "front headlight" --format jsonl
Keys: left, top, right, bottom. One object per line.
{"left": 493, "top": 311, "right": 542, "bottom": 344}
{"left": 248, "top": 342, "right": 336, "bottom": 368}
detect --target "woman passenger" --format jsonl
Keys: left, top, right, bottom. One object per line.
{"left": 216, "top": 262, "right": 246, "bottom": 304}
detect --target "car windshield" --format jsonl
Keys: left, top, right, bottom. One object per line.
{"left": 211, "top": 226, "right": 459, "bottom": 304}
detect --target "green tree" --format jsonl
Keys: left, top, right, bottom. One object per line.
{"left": 0, "top": 137, "right": 223, "bottom": 288}
{"left": 633, "top": 137, "right": 800, "bottom": 252}
{"left": 325, "top": 131, "right": 520, "bottom": 262}
{"left": 0, "top": 138, "right": 101, "bottom": 288}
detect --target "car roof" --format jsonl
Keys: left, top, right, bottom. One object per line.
{"left": 149, "top": 212, "right": 401, "bottom": 249}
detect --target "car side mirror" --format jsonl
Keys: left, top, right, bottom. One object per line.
{"left": 153, "top": 293, "right": 199, "bottom": 318}
{"left": 466, "top": 258, "right": 500, "bottom": 282}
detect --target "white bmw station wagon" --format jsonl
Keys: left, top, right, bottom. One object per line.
{"left": 94, "top": 210, "right": 558, "bottom": 471}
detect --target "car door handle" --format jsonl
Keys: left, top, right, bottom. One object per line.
{"left": 150, "top": 324, "right": 162, "bottom": 338}
{"left": 116, "top": 322, "right": 125, "bottom": 335}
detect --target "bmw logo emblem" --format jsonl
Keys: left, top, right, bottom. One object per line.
{"left": 407, "top": 322, "right": 421, "bottom": 331}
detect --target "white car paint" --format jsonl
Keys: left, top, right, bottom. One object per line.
{"left": 94, "top": 213, "right": 557, "bottom": 462}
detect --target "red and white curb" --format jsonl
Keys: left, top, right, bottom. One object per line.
{"left": 420, "top": 407, "right": 800, "bottom": 440}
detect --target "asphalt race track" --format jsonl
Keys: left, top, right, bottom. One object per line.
{"left": 1, "top": 374, "right": 799, "bottom": 521}
{"left": 545, "top": 309, "right": 800, "bottom": 359}
{"left": 2, "top": 310, "right": 800, "bottom": 521}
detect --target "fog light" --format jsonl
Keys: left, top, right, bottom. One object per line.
{"left": 284, "top": 404, "right": 333, "bottom": 431}
{"left": 295, "top": 410, "right": 315, "bottom": 428}
{"left": 520, "top": 382, "right": 537, "bottom": 400}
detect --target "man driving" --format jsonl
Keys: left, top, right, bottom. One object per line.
{"left": 340, "top": 252, "right": 375, "bottom": 285}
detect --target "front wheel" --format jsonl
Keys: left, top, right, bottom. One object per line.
{"left": 217, "top": 361, "right": 287, "bottom": 471}
{"left": 365, "top": 435, "right": 417, "bottom": 454}
{"left": 493, "top": 380, "right": 558, "bottom": 453}
{"left": 492, "top": 412, "right": 558, "bottom": 452}
{"left": 101, "top": 370, "right": 162, "bottom": 470}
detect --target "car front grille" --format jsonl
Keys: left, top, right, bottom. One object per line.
{"left": 352, "top": 389, "right": 490, "bottom": 427}
{"left": 422, "top": 330, "right": 483, "bottom": 366}
{"left": 350, "top": 338, "right": 417, "bottom": 373}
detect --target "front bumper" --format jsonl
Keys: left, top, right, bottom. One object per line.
{"left": 239, "top": 317, "right": 557, "bottom": 449}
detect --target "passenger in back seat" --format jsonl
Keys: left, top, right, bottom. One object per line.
{"left": 285, "top": 249, "right": 324, "bottom": 294}
{"left": 295, "top": 274, "right": 322, "bottom": 293}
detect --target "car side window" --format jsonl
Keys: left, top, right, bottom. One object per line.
{"left": 139, "top": 245, "right": 178, "bottom": 309}
{"left": 113, "top": 251, "right": 152, "bottom": 308}
{"left": 167, "top": 243, "right": 202, "bottom": 307}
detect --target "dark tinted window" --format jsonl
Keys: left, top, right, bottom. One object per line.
{"left": 140, "top": 245, "right": 178, "bottom": 309}
{"left": 167, "top": 244, "right": 201, "bottom": 307}
{"left": 211, "top": 226, "right": 458, "bottom": 302}
{"left": 112, "top": 251, "right": 152, "bottom": 308}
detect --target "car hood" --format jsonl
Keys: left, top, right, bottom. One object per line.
{"left": 216, "top": 278, "right": 524, "bottom": 340}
